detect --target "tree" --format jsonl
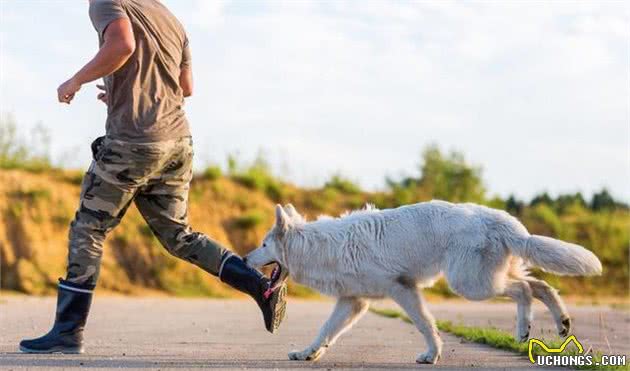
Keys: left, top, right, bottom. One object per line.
{"left": 530, "top": 192, "right": 553, "bottom": 207}
{"left": 385, "top": 145, "right": 486, "bottom": 203}
{"left": 506, "top": 195, "right": 524, "bottom": 215}
{"left": 590, "top": 189, "right": 616, "bottom": 211}
{"left": 418, "top": 145, "right": 485, "bottom": 203}
{"left": 555, "top": 193, "right": 586, "bottom": 214}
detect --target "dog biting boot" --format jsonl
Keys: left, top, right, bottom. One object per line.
{"left": 19, "top": 279, "right": 94, "bottom": 354}
{"left": 219, "top": 255, "right": 287, "bottom": 333}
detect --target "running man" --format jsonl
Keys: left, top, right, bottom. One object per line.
{"left": 20, "top": 0, "right": 287, "bottom": 354}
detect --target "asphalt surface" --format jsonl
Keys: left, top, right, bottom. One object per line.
{"left": 1, "top": 296, "right": 627, "bottom": 370}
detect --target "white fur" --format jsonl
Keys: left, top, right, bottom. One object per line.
{"left": 246, "top": 201, "right": 602, "bottom": 364}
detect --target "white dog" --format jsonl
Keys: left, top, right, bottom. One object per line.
{"left": 245, "top": 201, "right": 602, "bottom": 364}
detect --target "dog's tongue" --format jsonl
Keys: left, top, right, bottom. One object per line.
{"left": 270, "top": 265, "right": 281, "bottom": 283}
{"left": 269, "top": 264, "right": 284, "bottom": 290}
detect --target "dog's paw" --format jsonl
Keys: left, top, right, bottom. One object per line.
{"left": 288, "top": 348, "right": 324, "bottom": 361}
{"left": 516, "top": 324, "right": 531, "bottom": 343}
{"left": 288, "top": 351, "right": 304, "bottom": 361}
{"left": 416, "top": 351, "right": 440, "bottom": 364}
{"left": 559, "top": 316, "right": 571, "bottom": 337}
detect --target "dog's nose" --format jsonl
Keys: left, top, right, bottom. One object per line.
{"left": 242, "top": 256, "right": 248, "bottom": 265}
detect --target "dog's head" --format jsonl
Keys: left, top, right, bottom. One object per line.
{"left": 244, "top": 204, "right": 304, "bottom": 285}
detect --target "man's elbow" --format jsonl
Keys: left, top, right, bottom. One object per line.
{"left": 180, "top": 67, "right": 193, "bottom": 97}
{"left": 119, "top": 40, "right": 136, "bottom": 58}
{"left": 181, "top": 77, "right": 193, "bottom": 97}
{"left": 103, "top": 18, "right": 135, "bottom": 62}
{"left": 108, "top": 38, "right": 135, "bottom": 61}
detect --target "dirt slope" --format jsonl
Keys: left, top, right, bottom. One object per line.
{"left": 0, "top": 169, "right": 279, "bottom": 296}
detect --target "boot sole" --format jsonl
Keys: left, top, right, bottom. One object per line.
{"left": 19, "top": 345, "right": 84, "bottom": 354}
{"left": 268, "top": 284, "right": 287, "bottom": 333}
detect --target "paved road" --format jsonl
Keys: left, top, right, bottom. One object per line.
{"left": 1, "top": 296, "right": 625, "bottom": 370}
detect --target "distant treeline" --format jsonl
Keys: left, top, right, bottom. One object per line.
{"left": 2, "top": 113, "right": 626, "bottom": 211}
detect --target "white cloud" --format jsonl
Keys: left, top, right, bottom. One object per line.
{"left": 189, "top": 0, "right": 228, "bottom": 29}
{"left": 2, "top": 0, "right": 629, "bottom": 201}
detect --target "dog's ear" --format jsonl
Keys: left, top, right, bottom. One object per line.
{"left": 284, "top": 203, "right": 303, "bottom": 222}
{"left": 284, "top": 204, "right": 297, "bottom": 217}
{"left": 275, "top": 204, "right": 290, "bottom": 235}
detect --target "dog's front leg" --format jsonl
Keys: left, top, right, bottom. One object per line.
{"left": 289, "top": 297, "right": 368, "bottom": 361}
{"left": 389, "top": 286, "right": 442, "bottom": 364}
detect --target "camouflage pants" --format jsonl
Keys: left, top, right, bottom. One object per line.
{"left": 66, "top": 136, "right": 229, "bottom": 287}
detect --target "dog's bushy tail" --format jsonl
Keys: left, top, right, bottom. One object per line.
{"left": 510, "top": 235, "right": 602, "bottom": 276}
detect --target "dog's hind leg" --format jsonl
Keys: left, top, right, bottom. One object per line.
{"left": 288, "top": 297, "right": 368, "bottom": 361}
{"left": 389, "top": 285, "right": 442, "bottom": 364}
{"left": 502, "top": 279, "right": 533, "bottom": 342}
{"left": 525, "top": 278, "right": 571, "bottom": 336}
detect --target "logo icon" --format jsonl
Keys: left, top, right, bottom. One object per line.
{"left": 528, "top": 335, "right": 583, "bottom": 364}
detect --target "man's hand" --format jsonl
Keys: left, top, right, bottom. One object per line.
{"left": 57, "top": 77, "right": 82, "bottom": 104}
{"left": 97, "top": 84, "right": 108, "bottom": 105}
{"left": 58, "top": 18, "right": 134, "bottom": 106}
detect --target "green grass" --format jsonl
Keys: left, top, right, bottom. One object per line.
{"left": 369, "top": 307, "right": 629, "bottom": 370}
{"left": 370, "top": 307, "right": 412, "bottom": 322}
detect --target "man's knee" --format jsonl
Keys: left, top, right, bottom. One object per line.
{"left": 69, "top": 205, "right": 120, "bottom": 243}
{"left": 67, "top": 220, "right": 104, "bottom": 286}
{"left": 159, "top": 227, "right": 203, "bottom": 258}
{"left": 66, "top": 206, "right": 123, "bottom": 286}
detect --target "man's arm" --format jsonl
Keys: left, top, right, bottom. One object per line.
{"left": 179, "top": 66, "right": 193, "bottom": 97}
{"left": 179, "top": 36, "right": 193, "bottom": 98}
{"left": 57, "top": 18, "right": 135, "bottom": 104}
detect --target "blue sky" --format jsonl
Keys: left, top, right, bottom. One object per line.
{"left": 1, "top": 1, "right": 628, "bottom": 201}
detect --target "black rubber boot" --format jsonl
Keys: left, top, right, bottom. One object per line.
{"left": 19, "top": 279, "right": 94, "bottom": 353}
{"left": 219, "top": 255, "right": 287, "bottom": 333}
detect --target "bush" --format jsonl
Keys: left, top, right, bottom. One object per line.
{"left": 0, "top": 114, "right": 53, "bottom": 172}
{"left": 10, "top": 188, "right": 51, "bottom": 201}
{"left": 201, "top": 165, "right": 222, "bottom": 181}
{"left": 324, "top": 174, "right": 361, "bottom": 195}
{"left": 525, "top": 203, "right": 564, "bottom": 237}
{"left": 62, "top": 171, "right": 85, "bottom": 185}
{"left": 233, "top": 210, "right": 266, "bottom": 229}
{"left": 388, "top": 183, "right": 415, "bottom": 206}
{"left": 232, "top": 171, "right": 266, "bottom": 190}
{"left": 229, "top": 153, "right": 285, "bottom": 202}
{"left": 265, "top": 181, "right": 284, "bottom": 202}
{"left": 345, "top": 195, "right": 366, "bottom": 209}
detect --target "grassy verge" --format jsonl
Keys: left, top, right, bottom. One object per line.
{"left": 369, "top": 307, "right": 628, "bottom": 370}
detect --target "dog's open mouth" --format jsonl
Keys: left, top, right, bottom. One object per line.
{"left": 268, "top": 262, "right": 289, "bottom": 290}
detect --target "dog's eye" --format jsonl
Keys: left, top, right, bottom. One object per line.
{"left": 263, "top": 243, "right": 267, "bottom": 247}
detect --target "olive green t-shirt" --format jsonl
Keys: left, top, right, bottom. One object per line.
{"left": 89, "top": 0, "right": 191, "bottom": 142}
